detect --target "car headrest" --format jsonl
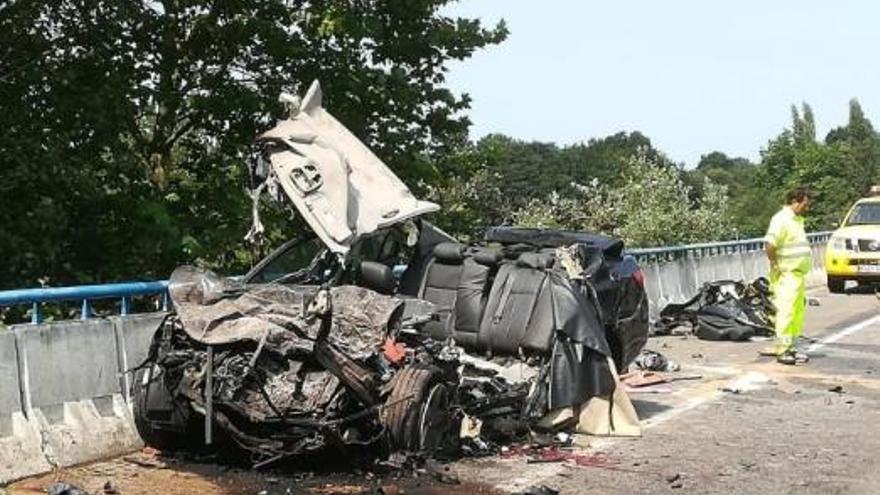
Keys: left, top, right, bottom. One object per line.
{"left": 433, "top": 242, "right": 464, "bottom": 263}
{"left": 359, "top": 261, "right": 396, "bottom": 294}
{"left": 471, "top": 248, "right": 502, "bottom": 266}
{"left": 516, "top": 252, "right": 554, "bottom": 270}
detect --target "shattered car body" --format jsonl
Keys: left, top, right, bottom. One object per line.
{"left": 135, "top": 271, "right": 457, "bottom": 466}
{"left": 655, "top": 278, "right": 775, "bottom": 341}
{"left": 133, "top": 81, "right": 650, "bottom": 467}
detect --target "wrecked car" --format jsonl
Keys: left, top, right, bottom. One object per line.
{"left": 132, "top": 81, "right": 650, "bottom": 468}
{"left": 654, "top": 278, "right": 775, "bottom": 341}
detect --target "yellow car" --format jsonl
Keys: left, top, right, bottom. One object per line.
{"left": 825, "top": 195, "right": 880, "bottom": 293}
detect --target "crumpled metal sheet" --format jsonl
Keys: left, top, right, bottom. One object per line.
{"left": 256, "top": 80, "right": 439, "bottom": 254}
{"left": 167, "top": 283, "right": 402, "bottom": 426}
{"left": 174, "top": 283, "right": 316, "bottom": 345}
{"left": 326, "top": 286, "right": 403, "bottom": 360}
{"left": 173, "top": 283, "right": 402, "bottom": 354}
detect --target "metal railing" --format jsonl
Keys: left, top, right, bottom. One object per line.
{"left": 626, "top": 231, "right": 833, "bottom": 263}
{"left": 0, "top": 281, "right": 169, "bottom": 324}
{"left": 0, "top": 231, "right": 834, "bottom": 324}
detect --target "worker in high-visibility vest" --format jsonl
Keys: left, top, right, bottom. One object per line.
{"left": 763, "top": 187, "right": 813, "bottom": 365}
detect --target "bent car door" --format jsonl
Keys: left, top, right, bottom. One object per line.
{"left": 257, "top": 80, "right": 439, "bottom": 254}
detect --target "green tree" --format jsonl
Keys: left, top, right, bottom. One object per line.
{"left": 756, "top": 100, "right": 880, "bottom": 231}
{"left": 513, "top": 154, "right": 732, "bottom": 247}
{"left": 0, "top": 0, "right": 507, "bottom": 289}
{"left": 825, "top": 99, "right": 880, "bottom": 198}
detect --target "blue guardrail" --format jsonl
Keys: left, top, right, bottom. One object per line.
{"left": 0, "top": 231, "right": 832, "bottom": 325}
{"left": 0, "top": 281, "right": 169, "bottom": 324}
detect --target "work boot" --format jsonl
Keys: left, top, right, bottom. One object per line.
{"left": 776, "top": 351, "right": 797, "bottom": 365}
{"left": 793, "top": 350, "right": 810, "bottom": 363}
{"left": 777, "top": 350, "right": 809, "bottom": 365}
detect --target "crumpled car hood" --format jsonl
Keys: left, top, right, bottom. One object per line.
{"left": 256, "top": 80, "right": 439, "bottom": 254}
{"left": 168, "top": 266, "right": 403, "bottom": 354}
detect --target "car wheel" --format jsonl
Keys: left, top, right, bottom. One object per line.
{"left": 827, "top": 276, "right": 845, "bottom": 294}
{"left": 132, "top": 366, "right": 193, "bottom": 451}
{"left": 382, "top": 365, "right": 452, "bottom": 454}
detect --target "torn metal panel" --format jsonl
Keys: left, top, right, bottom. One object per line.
{"left": 257, "top": 80, "right": 439, "bottom": 254}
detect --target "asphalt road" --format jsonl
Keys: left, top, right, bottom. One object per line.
{"left": 8, "top": 287, "right": 879, "bottom": 495}
{"left": 456, "top": 287, "right": 880, "bottom": 494}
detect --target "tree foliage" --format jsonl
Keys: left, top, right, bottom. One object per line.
{"left": 0, "top": 0, "right": 507, "bottom": 289}
{"left": 3, "top": 0, "right": 879, "bottom": 296}
{"left": 512, "top": 154, "right": 732, "bottom": 247}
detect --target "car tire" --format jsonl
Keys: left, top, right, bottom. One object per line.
{"left": 382, "top": 365, "right": 452, "bottom": 454}
{"left": 132, "top": 366, "right": 193, "bottom": 451}
{"left": 827, "top": 276, "right": 845, "bottom": 294}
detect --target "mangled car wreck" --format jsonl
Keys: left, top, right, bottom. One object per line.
{"left": 133, "top": 81, "right": 650, "bottom": 468}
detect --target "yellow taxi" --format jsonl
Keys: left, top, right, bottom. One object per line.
{"left": 825, "top": 189, "right": 880, "bottom": 293}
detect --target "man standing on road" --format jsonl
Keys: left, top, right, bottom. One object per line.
{"left": 764, "top": 187, "right": 813, "bottom": 365}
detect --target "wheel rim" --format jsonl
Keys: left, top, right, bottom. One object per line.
{"left": 418, "top": 383, "right": 450, "bottom": 452}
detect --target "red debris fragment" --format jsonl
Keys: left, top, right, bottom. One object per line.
{"left": 382, "top": 338, "right": 407, "bottom": 364}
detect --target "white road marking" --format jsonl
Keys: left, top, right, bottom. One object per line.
{"left": 806, "top": 314, "right": 880, "bottom": 353}
{"left": 490, "top": 312, "right": 880, "bottom": 492}
{"left": 639, "top": 314, "right": 880, "bottom": 434}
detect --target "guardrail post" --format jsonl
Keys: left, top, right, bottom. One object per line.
{"left": 120, "top": 296, "right": 131, "bottom": 316}
{"left": 31, "top": 302, "right": 42, "bottom": 324}
{"left": 80, "top": 299, "right": 91, "bottom": 320}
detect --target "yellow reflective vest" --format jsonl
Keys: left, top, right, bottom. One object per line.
{"left": 765, "top": 206, "right": 811, "bottom": 274}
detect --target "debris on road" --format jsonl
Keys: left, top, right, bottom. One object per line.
{"left": 621, "top": 371, "right": 669, "bottom": 388}
{"left": 655, "top": 278, "right": 775, "bottom": 341}
{"left": 122, "top": 449, "right": 168, "bottom": 469}
{"left": 517, "top": 484, "right": 560, "bottom": 495}
{"left": 620, "top": 371, "right": 702, "bottom": 392}
{"left": 503, "top": 444, "right": 621, "bottom": 471}
{"left": 633, "top": 349, "right": 680, "bottom": 372}
{"left": 665, "top": 472, "right": 685, "bottom": 489}
{"left": 423, "top": 460, "right": 461, "bottom": 485}
{"left": 47, "top": 483, "right": 91, "bottom": 495}
{"left": 828, "top": 385, "right": 845, "bottom": 394}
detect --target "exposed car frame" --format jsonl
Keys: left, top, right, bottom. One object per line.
{"left": 132, "top": 81, "right": 649, "bottom": 467}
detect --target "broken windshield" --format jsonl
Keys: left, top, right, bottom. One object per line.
{"left": 244, "top": 235, "right": 330, "bottom": 284}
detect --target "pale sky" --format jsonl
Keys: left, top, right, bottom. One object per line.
{"left": 443, "top": 0, "right": 880, "bottom": 166}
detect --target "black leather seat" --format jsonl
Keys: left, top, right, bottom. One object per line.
{"left": 477, "top": 252, "right": 557, "bottom": 355}
{"left": 451, "top": 247, "right": 501, "bottom": 349}
{"left": 417, "top": 242, "right": 466, "bottom": 339}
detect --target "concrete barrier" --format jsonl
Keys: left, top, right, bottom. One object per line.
{"left": 0, "top": 314, "right": 166, "bottom": 484}
{"left": 0, "top": 331, "right": 52, "bottom": 483}
{"left": 642, "top": 244, "right": 827, "bottom": 320}
{"left": 111, "top": 313, "right": 166, "bottom": 401}
{"left": 13, "top": 320, "right": 143, "bottom": 470}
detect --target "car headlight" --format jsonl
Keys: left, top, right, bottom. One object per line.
{"left": 830, "top": 237, "right": 854, "bottom": 251}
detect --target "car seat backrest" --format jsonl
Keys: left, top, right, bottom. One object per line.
{"left": 477, "top": 252, "right": 556, "bottom": 355}
{"left": 452, "top": 247, "right": 502, "bottom": 350}
{"left": 418, "top": 242, "right": 465, "bottom": 339}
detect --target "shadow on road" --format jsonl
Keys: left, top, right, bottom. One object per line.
{"left": 844, "top": 284, "right": 880, "bottom": 296}
{"left": 631, "top": 399, "right": 673, "bottom": 420}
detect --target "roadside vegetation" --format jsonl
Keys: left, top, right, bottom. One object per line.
{"left": 2, "top": 1, "right": 879, "bottom": 291}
